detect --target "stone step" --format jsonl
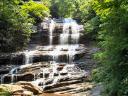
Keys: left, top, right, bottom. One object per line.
{"left": 44, "top": 82, "right": 94, "bottom": 95}
{"left": 53, "top": 82, "right": 94, "bottom": 95}
{"left": 43, "top": 80, "right": 82, "bottom": 92}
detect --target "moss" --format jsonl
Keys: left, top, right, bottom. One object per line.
{"left": 0, "top": 86, "right": 11, "bottom": 96}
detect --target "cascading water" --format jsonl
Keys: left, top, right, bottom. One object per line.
{"left": 0, "top": 74, "right": 7, "bottom": 84}
{"left": 47, "top": 18, "right": 82, "bottom": 64}
{"left": 24, "top": 50, "right": 35, "bottom": 65}
{"left": 2, "top": 50, "right": 35, "bottom": 84}
{"left": 60, "top": 18, "right": 81, "bottom": 63}
{"left": 60, "top": 21, "right": 70, "bottom": 44}
{"left": 70, "top": 20, "right": 80, "bottom": 44}
{"left": 67, "top": 44, "right": 79, "bottom": 64}
{"left": 1, "top": 18, "right": 87, "bottom": 91}
{"left": 49, "top": 19, "right": 55, "bottom": 45}
{"left": 9, "top": 67, "right": 19, "bottom": 83}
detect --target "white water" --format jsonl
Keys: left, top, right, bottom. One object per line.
{"left": 48, "top": 18, "right": 81, "bottom": 63}
{"left": 49, "top": 19, "right": 55, "bottom": 45}
{"left": 9, "top": 67, "right": 19, "bottom": 83}
{"left": 71, "top": 20, "right": 80, "bottom": 44}
{"left": 60, "top": 22, "right": 70, "bottom": 44}
{"left": 5, "top": 50, "right": 35, "bottom": 84}
{"left": 24, "top": 50, "right": 35, "bottom": 65}
{"left": 60, "top": 18, "right": 81, "bottom": 63}
{"left": 49, "top": 46, "right": 62, "bottom": 62}
{"left": 60, "top": 33, "right": 69, "bottom": 44}
{"left": 0, "top": 74, "right": 7, "bottom": 84}
{"left": 67, "top": 44, "right": 79, "bottom": 63}
{"left": 44, "top": 18, "right": 82, "bottom": 87}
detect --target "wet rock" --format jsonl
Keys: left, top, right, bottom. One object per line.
{"left": 54, "top": 73, "right": 59, "bottom": 76}
{"left": 18, "top": 62, "right": 49, "bottom": 73}
{"left": 0, "top": 69, "right": 10, "bottom": 75}
{"left": 17, "top": 73, "right": 35, "bottom": 81}
{"left": 44, "top": 73, "right": 49, "bottom": 78}
{"left": 0, "top": 44, "right": 86, "bottom": 65}
{"left": 58, "top": 76, "right": 69, "bottom": 82}
{"left": 60, "top": 72, "right": 68, "bottom": 76}
{"left": 44, "top": 78, "right": 53, "bottom": 85}
{"left": 57, "top": 66, "right": 63, "bottom": 71}
{"left": 2, "top": 75, "right": 11, "bottom": 83}
{"left": 0, "top": 53, "right": 24, "bottom": 65}
{"left": 3, "top": 73, "right": 34, "bottom": 83}
{"left": 0, "top": 54, "right": 11, "bottom": 65}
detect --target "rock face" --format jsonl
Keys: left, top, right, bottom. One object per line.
{"left": 0, "top": 53, "right": 24, "bottom": 65}
{"left": 0, "top": 45, "right": 86, "bottom": 66}
{"left": 0, "top": 18, "right": 85, "bottom": 65}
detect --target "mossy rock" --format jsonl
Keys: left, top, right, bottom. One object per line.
{"left": 0, "top": 85, "right": 11, "bottom": 96}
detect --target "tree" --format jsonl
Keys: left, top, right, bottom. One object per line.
{"left": 92, "top": 0, "right": 128, "bottom": 95}
{"left": 21, "top": 0, "right": 50, "bottom": 23}
{"left": 50, "top": 0, "right": 77, "bottom": 18}
{"left": 0, "top": 0, "right": 49, "bottom": 52}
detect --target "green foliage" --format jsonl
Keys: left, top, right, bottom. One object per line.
{"left": 0, "top": 0, "right": 49, "bottom": 52}
{"left": 77, "top": 0, "right": 95, "bottom": 23}
{"left": 92, "top": 0, "right": 128, "bottom": 95}
{"left": 50, "top": 0, "right": 76, "bottom": 18}
{"left": 41, "top": 0, "right": 51, "bottom": 7}
{"left": 0, "top": 86, "right": 11, "bottom": 96}
{"left": 21, "top": 0, "right": 50, "bottom": 23}
{"left": 84, "top": 16, "right": 100, "bottom": 39}
{"left": 77, "top": 0, "right": 100, "bottom": 39}
{"left": 0, "top": 0, "right": 32, "bottom": 52}
{"left": 50, "top": 0, "right": 92, "bottom": 18}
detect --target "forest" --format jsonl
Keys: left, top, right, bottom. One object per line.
{"left": 0, "top": 0, "right": 128, "bottom": 96}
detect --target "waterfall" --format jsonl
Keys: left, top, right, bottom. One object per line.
{"left": 49, "top": 19, "right": 55, "bottom": 45}
{"left": 9, "top": 67, "right": 18, "bottom": 83}
{"left": 49, "top": 46, "right": 62, "bottom": 62}
{"left": 67, "top": 44, "right": 79, "bottom": 64}
{"left": 60, "top": 22, "right": 70, "bottom": 44}
{"left": 4, "top": 50, "right": 36, "bottom": 84}
{"left": 0, "top": 76, "right": 3, "bottom": 84}
{"left": 0, "top": 74, "right": 8, "bottom": 84}
{"left": 71, "top": 20, "right": 80, "bottom": 44}
{"left": 47, "top": 18, "right": 81, "bottom": 64}
{"left": 60, "top": 18, "right": 81, "bottom": 63}
{"left": 24, "top": 50, "right": 35, "bottom": 64}
{"left": 60, "top": 33, "right": 69, "bottom": 44}
{"left": 1, "top": 18, "right": 86, "bottom": 89}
